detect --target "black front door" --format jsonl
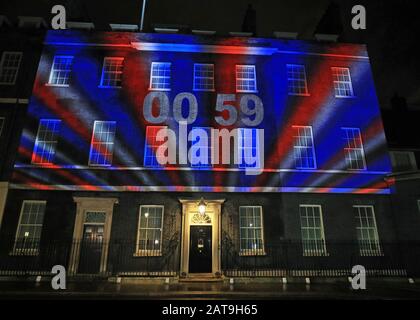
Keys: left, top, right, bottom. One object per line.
{"left": 189, "top": 226, "right": 212, "bottom": 273}
{"left": 78, "top": 225, "right": 104, "bottom": 274}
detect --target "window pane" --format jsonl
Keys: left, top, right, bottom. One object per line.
{"left": 32, "top": 120, "right": 61, "bottom": 164}
{"left": 293, "top": 126, "right": 316, "bottom": 169}
{"left": 287, "top": 64, "right": 309, "bottom": 95}
{"left": 0, "top": 52, "right": 22, "bottom": 84}
{"left": 236, "top": 65, "right": 257, "bottom": 92}
{"left": 100, "top": 57, "right": 124, "bottom": 87}
{"left": 331, "top": 67, "right": 354, "bottom": 97}
{"left": 89, "top": 121, "right": 116, "bottom": 166}
{"left": 49, "top": 56, "right": 73, "bottom": 85}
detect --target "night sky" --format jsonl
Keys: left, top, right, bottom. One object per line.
{"left": 1, "top": 0, "right": 419, "bottom": 108}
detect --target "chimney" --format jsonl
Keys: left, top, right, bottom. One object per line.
{"left": 241, "top": 3, "right": 257, "bottom": 36}
{"left": 314, "top": 1, "right": 343, "bottom": 42}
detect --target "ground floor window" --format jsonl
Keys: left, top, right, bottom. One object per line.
{"left": 239, "top": 206, "right": 265, "bottom": 256}
{"left": 135, "top": 205, "right": 164, "bottom": 256}
{"left": 354, "top": 205, "right": 382, "bottom": 256}
{"left": 12, "top": 201, "right": 46, "bottom": 255}
{"left": 299, "top": 205, "right": 327, "bottom": 256}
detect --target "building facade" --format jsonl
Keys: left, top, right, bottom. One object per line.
{"left": 0, "top": 30, "right": 407, "bottom": 279}
{"left": 0, "top": 16, "right": 45, "bottom": 234}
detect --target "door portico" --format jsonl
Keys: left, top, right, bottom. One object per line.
{"left": 179, "top": 198, "right": 225, "bottom": 278}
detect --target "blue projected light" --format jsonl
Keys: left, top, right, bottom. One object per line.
{"left": 11, "top": 30, "right": 392, "bottom": 194}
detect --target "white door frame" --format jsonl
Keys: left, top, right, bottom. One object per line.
{"left": 179, "top": 198, "right": 225, "bottom": 278}
{"left": 68, "top": 197, "right": 118, "bottom": 275}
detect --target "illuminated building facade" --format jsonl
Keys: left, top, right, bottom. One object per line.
{"left": 0, "top": 30, "right": 407, "bottom": 278}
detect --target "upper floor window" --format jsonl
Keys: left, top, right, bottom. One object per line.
{"left": 354, "top": 205, "right": 382, "bottom": 256}
{"left": 89, "top": 121, "right": 117, "bottom": 166}
{"left": 390, "top": 151, "right": 417, "bottom": 172}
{"left": 48, "top": 56, "right": 74, "bottom": 86}
{"left": 292, "top": 125, "right": 317, "bottom": 169}
{"left": 149, "top": 62, "right": 171, "bottom": 91}
{"left": 236, "top": 65, "right": 257, "bottom": 93}
{"left": 135, "top": 205, "right": 164, "bottom": 256}
{"left": 0, "top": 51, "right": 22, "bottom": 85}
{"left": 331, "top": 67, "right": 354, "bottom": 98}
{"left": 100, "top": 57, "right": 124, "bottom": 88}
{"left": 299, "top": 205, "right": 327, "bottom": 257}
{"left": 144, "top": 126, "right": 167, "bottom": 167}
{"left": 238, "top": 128, "right": 261, "bottom": 169}
{"left": 191, "top": 127, "right": 213, "bottom": 167}
{"left": 0, "top": 117, "right": 5, "bottom": 137}
{"left": 342, "top": 128, "right": 367, "bottom": 170}
{"left": 32, "top": 119, "right": 61, "bottom": 165}
{"left": 193, "top": 63, "right": 215, "bottom": 91}
{"left": 13, "top": 201, "right": 46, "bottom": 255}
{"left": 239, "top": 206, "right": 265, "bottom": 256}
{"left": 286, "top": 64, "right": 309, "bottom": 96}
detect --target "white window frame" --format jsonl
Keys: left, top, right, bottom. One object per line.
{"left": 31, "top": 119, "right": 61, "bottom": 165}
{"left": 99, "top": 57, "right": 124, "bottom": 88}
{"left": 12, "top": 200, "right": 47, "bottom": 256}
{"left": 389, "top": 151, "right": 418, "bottom": 172}
{"left": 239, "top": 206, "right": 266, "bottom": 256}
{"left": 286, "top": 64, "right": 309, "bottom": 96}
{"left": 144, "top": 126, "right": 168, "bottom": 167}
{"left": 292, "top": 125, "right": 317, "bottom": 170}
{"left": 135, "top": 205, "right": 164, "bottom": 256}
{"left": 354, "top": 205, "right": 383, "bottom": 257}
{"left": 149, "top": 62, "right": 171, "bottom": 91}
{"left": 342, "top": 127, "right": 367, "bottom": 171}
{"left": 0, "top": 51, "right": 22, "bottom": 85}
{"left": 235, "top": 65, "right": 257, "bottom": 93}
{"left": 47, "top": 55, "right": 74, "bottom": 87}
{"left": 88, "top": 121, "right": 117, "bottom": 167}
{"left": 331, "top": 67, "right": 355, "bottom": 98}
{"left": 193, "top": 63, "right": 215, "bottom": 92}
{"left": 237, "top": 128, "right": 262, "bottom": 169}
{"left": 299, "top": 204, "right": 328, "bottom": 257}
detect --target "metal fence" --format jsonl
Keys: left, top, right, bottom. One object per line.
{"left": 0, "top": 237, "right": 419, "bottom": 277}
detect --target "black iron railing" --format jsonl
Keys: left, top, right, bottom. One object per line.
{"left": 0, "top": 237, "right": 419, "bottom": 277}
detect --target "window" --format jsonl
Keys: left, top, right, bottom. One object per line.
{"left": 238, "top": 128, "right": 261, "bottom": 169}
{"left": 331, "top": 67, "right": 354, "bottom": 97}
{"left": 194, "top": 63, "right": 214, "bottom": 91}
{"left": 342, "top": 128, "right": 367, "bottom": 170}
{"left": 0, "top": 117, "right": 5, "bottom": 137}
{"left": 144, "top": 126, "right": 167, "bottom": 167}
{"left": 286, "top": 64, "right": 309, "bottom": 96}
{"left": 236, "top": 65, "right": 257, "bottom": 93}
{"left": 193, "top": 63, "right": 215, "bottom": 91}
{"left": 191, "top": 127, "right": 212, "bottom": 167}
{"left": 299, "top": 205, "right": 327, "bottom": 256}
{"left": 149, "top": 62, "right": 171, "bottom": 91}
{"left": 32, "top": 119, "right": 61, "bottom": 165}
{"left": 354, "top": 206, "right": 382, "bottom": 256}
{"left": 48, "top": 55, "right": 74, "bottom": 86}
{"left": 239, "top": 206, "right": 265, "bottom": 256}
{"left": 0, "top": 52, "right": 22, "bottom": 85}
{"left": 292, "top": 125, "right": 317, "bottom": 169}
{"left": 100, "top": 57, "right": 124, "bottom": 88}
{"left": 89, "top": 121, "right": 117, "bottom": 166}
{"left": 390, "top": 151, "right": 417, "bottom": 172}
{"left": 13, "top": 201, "right": 46, "bottom": 255}
{"left": 135, "top": 206, "right": 164, "bottom": 256}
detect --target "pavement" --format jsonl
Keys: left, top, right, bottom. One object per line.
{"left": 1, "top": 280, "right": 420, "bottom": 299}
